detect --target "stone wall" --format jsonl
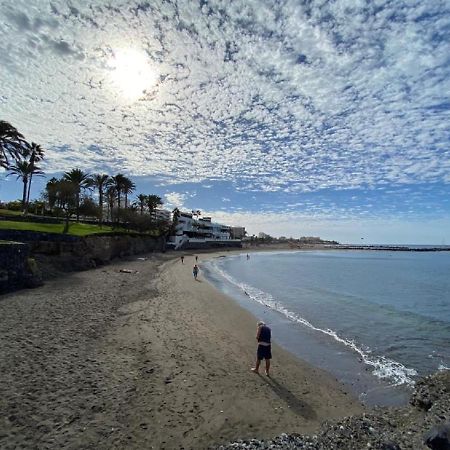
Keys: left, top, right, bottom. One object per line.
{"left": 0, "top": 242, "right": 42, "bottom": 293}
{"left": 31, "top": 233, "right": 166, "bottom": 273}
{"left": 0, "top": 232, "right": 166, "bottom": 290}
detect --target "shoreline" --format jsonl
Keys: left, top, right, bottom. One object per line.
{"left": 0, "top": 251, "right": 362, "bottom": 449}
{"left": 200, "top": 250, "right": 416, "bottom": 408}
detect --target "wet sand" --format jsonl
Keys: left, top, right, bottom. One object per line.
{"left": 0, "top": 252, "right": 362, "bottom": 449}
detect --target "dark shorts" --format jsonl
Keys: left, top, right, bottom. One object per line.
{"left": 257, "top": 344, "right": 272, "bottom": 360}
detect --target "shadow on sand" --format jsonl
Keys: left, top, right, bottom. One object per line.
{"left": 261, "top": 375, "right": 317, "bottom": 420}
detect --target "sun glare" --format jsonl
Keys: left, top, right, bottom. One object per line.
{"left": 108, "top": 48, "right": 158, "bottom": 101}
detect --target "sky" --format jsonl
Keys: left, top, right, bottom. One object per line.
{"left": 1, "top": 0, "right": 449, "bottom": 244}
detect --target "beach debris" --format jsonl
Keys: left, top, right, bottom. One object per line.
{"left": 137, "top": 257, "right": 148, "bottom": 261}
{"left": 119, "top": 269, "right": 139, "bottom": 274}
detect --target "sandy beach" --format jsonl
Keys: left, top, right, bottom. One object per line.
{"left": 0, "top": 252, "right": 362, "bottom": 449}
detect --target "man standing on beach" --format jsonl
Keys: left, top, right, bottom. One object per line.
{"left": 251, "top": 321, "right": 271, "bottom": 376}
{"left": 193, "top": 264, "right": 199, "bottom": 280}
{"left": 181, "top": 255, "right": 184, "bottom": 264}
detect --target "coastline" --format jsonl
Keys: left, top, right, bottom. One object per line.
{"left": 0, "top": 251, "right": 362, "bottom": 449}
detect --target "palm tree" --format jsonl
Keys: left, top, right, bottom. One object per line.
{"left": 111, "top": 173, "right": 127, "bottom": 222}
{"left": 136, "top": 194, "right": 148, "bottom": 215}
{"left": 146, "top": 194, "right": 163, "bottom": 219}
{"left": 0, "top": 120, "right": 25, "bottom": 168}
{"left": 121, "top": 176, "right": 136, "bottom": 209}
{"left": 25, "top": 142, "right": 45, "bottom": 209}
{"left": 63, "top": 168, "right": 91, "bottom": 221}
{"left": 91, "top": 174, "right": 110, "bottom": 225}
{"left": 105, "top": 184, "right": 117, "bottom": 222}
{"left": 171, "top": 207, "right": 181, "bottom": 234}
{"left": 45, "top": 177, "right": 59, "bottom": 210}
{"left": 8, "top": 160, "right": 43, "bottom": 212}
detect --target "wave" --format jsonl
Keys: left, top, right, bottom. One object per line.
{"left": 209, "top": 260, "right": 418, "bottom": 386}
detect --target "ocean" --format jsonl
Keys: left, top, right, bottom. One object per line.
{"left": 202, "top": 250, "right": 450, "bottom": 406}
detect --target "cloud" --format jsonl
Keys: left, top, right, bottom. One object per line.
{"left": 0, "top": 0, "right": 449, "bottom": 207}
{"left": 164, "top": 191, "right": 188, "bottom": 209}
{"left": 205, "top": 209, "right": 450, "bottom": 245}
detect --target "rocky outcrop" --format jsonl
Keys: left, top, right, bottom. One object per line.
{"left": 216, "top": 370, "right": 450, "bottom": 450}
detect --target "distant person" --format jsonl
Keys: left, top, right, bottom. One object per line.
{"left": 251, "top": 321, "right": 271, "bottom": 376}
{"left": 181, "top": 255, "right": 184, "bottom": 264}
{"left": 193, "top": 264, "right": 199, "bottom": 280}
{"left": 247, "top": 254, "right": 250, "bottom": 260}
{"left": 195, "top": 255, "right": 198, "bottom": 262}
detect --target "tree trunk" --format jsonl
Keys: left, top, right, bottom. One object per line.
{"left": 26, "top": 173, "right": 33, "bottom": 210}
{"left": 63, "top": 212, "right": 70, "bottom": 234}
{"left": 76, "top": 192, "right": 80, "bottom": 222}
{"left": 22, "top": 177, "right": 28, "bottom": 214}
{"left": 99, "top": 190, "right": 103, "bottom": 227}
{"left": 117, "top": 193, "right": 121, "bottom": 223}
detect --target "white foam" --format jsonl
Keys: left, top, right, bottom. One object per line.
{"left": 210, "top": 260, "right": 418, "bottom": 386}
{"left": 438, "top": 364, "right": 450, "bottom": 371}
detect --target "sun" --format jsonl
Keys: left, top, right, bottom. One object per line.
{"left": 108, "top": 48, "right": 158, "bottom": 101}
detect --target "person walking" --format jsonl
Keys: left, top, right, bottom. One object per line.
{"left": 181, "top": 255, "right": 184, "bottom": 264}
{"left": 193, "top": 264, "right": 199, "bottom": 280}
{"left": 251, "top": 321, "right": 271, "bottom": 376}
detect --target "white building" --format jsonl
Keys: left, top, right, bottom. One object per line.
{"left": 152, "top": 208, "right": 171, "bottom": 222}
{"left": 168, "top": 211, "right": 242, "bottom": 250}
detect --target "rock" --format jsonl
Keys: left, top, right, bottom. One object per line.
{"left": 424, "top": 423, "right": 450, "bottom": 450}
{"left": 380, "top": 442, "right": 401, "bottom": 450}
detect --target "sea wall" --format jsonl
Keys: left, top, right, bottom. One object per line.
{"left": 0, "top": 242, "right": 42, "bottom": 293}
{"left": 0, "top": 231, "right": 166, "bottom": 289}
{"left": 180, "top": 240, "right": 242, "bottom": 250}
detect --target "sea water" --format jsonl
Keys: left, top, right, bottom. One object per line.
{"left": 202, "top": 250, "right": 450, "bottom": 406}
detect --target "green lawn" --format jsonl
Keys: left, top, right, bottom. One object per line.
{"left": 0, "top": 220, "right": 118, "bottom": 236}
{"left": 0, "top": 209, "right": 23, "bottom": 216}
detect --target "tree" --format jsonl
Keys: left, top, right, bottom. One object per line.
{"left": 171, "top": 207, "right": 181, "bottom": 234}
{"left": 53, "top": 180, "right": 78, "bottom": 233}
{"left": 0, "top": 120, "right": 25, "bottom": 168}
{"left": 146, "top": 194, "right": 163, "bottom": 219}
{"left": 44, "top": 177, "right": 59, "bottom": 210}
{"left": 135, "top": 194, "right": 148, "bottom": 215}
{"left": 111, "top": 173, "right": 127, "bottom": 223}
{"left": 79, "top": 197, "right": 100, "bottom": 219}
{"left": 25, "top": 142, "right": 45, "bottom": 208}
{"left": 8, "top": 160, "right": 43, "bottom": 212}
{"left": 105, "top": 184, "right": 117, "bottom": 222}
{"left": 63, "top": 168, "right": 91, "bottom": 221}
{"left": 91, "top": 174, "right": 110, "bottom": 225}
{"left": 122, "top": 176, "right": 136, "bottom": 209}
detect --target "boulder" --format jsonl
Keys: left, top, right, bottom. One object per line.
{"left": 424, "top": 423, "right": 450, "bottom": 450}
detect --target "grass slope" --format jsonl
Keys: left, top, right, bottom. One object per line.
{"left": 0, "top": 220, "right": 117, "bottom": 236}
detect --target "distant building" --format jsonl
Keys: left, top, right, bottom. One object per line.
{"left": 168, "top": 211, "right": 242, "bottom": 250}
{"left": 152, "top": 208, "right": 171, "bottom": 222}
{"left": 230, "top": 226, "right": 246, "bottom": 239}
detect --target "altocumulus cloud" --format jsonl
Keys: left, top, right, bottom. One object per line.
{"left": 0, "top": 0, "right": 449, "bottom": 197}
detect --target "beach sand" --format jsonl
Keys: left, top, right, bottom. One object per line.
{"left": 0, "top": 252, "right": 362, "bottom": 449}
